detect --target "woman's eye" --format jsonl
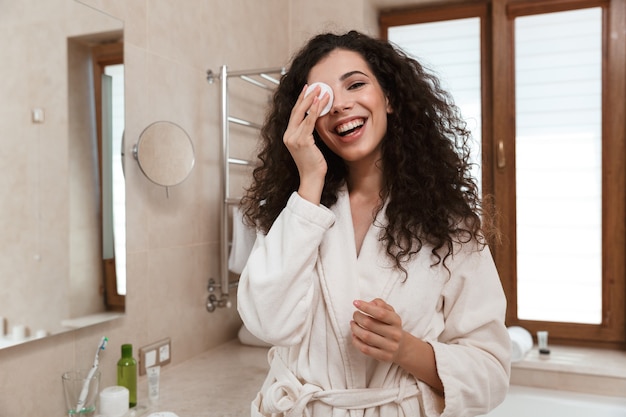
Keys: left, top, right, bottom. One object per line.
{"left": 348, "top": 82, "right": 365, "bottom": 90}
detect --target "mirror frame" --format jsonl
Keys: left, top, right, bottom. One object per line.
{"left": 134, "top": 121, "right": 196, "bottom": 189}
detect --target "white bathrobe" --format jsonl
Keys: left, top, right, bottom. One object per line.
{"left": 238, "top": 189, "right": 511, "bottom": 417}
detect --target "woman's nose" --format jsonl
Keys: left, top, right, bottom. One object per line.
{"left": 331, "top": 90, "right": 353, "bottom": 114}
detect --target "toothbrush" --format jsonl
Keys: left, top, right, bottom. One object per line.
{"left": 75, "top": 336, "right": 108, "bottom": 412}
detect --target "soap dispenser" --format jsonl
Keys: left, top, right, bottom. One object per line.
{"left": 117, "top": 343, "right": 137, "bottom": 407}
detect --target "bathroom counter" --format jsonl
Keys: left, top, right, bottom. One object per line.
{"left": 127, "top": 339, "right": 626, "bottom": 416}
{"left": 133, "top": 340, "right": 270, "bottom": 417}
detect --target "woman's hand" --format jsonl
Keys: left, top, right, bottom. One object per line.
{"left": 351, "top": 298, "right": 444, "bottom": 392}
{"left": 283, "top": 84, "right": 331, "bottom": 204}
{"left": 351, "top": 298, "right": 405, "bottom": 363}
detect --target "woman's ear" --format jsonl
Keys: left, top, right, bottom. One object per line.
{"left": 386, "top": 96, "right": 393, "bottom": 114}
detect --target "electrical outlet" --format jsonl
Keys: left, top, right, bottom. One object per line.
{"left": 138, "top": 337, "right": 171, "bottom": 375}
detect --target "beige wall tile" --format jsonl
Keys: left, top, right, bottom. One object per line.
{"left": 0, "top": 0, "right": 395, "bottom": 414}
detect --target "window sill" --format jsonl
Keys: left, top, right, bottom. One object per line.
{"left": 511, "top": 345, "right": 626, "bottom": 397}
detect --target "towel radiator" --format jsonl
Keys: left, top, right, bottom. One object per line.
{"left": 205, "top": 65, "right": 285, "bottom": 312}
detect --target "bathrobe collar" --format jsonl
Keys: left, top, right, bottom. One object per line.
{"left": 317, "top": 186, "right": 401, "bottom": 388}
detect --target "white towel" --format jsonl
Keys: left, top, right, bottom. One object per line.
{"left": 507, "top": 326, "right": 533, "bottom": 362}
{"left": 228, "top": 206, "right": 256, "bottom": 274}
{"left": 238, "top": 324, "right": 272, "bottom": 348}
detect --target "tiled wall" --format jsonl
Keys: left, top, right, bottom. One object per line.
{"left": 0, "top": 0, "right": 387, "bottom": 414}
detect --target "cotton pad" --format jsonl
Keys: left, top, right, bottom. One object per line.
{"left": 305, "top": 82, "right": 334, "bottom": 116}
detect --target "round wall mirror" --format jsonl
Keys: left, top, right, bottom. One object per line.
{"left": 134, "top": 121, "right": 195, "bottom": 188}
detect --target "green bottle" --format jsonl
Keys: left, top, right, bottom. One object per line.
{"left": 117, "top": 343, "right": 137, "bottom": 407}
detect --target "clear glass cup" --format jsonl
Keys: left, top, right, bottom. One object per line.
{"left": 62, "top": 369, "right": 101, "bottom": 416}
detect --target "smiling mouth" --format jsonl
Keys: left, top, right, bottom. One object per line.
{"left": 336, "top": 118, "right": 365, "bottom": 136}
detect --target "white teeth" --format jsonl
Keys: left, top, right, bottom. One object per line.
{"left": 336, "top": 119, "right": 364, "bottom": 134}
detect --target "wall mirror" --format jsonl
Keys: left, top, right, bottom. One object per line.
{"left": 134, "top": 121, "right": 195, "bottom": 194}
{"left": 0, "top": 0, "right": 125, "bottom": 349}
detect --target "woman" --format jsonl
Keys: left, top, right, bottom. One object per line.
{"left": 237, "top": 30, "right": 510, "bottom": 417}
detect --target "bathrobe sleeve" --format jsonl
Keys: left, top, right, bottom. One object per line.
{"left": 420, "top": 246, "right": 511, "bottom": 417}
{"left": 237, "top": 192, "right": 335, "bottom": 346}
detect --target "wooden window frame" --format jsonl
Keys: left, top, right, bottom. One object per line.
{"left": 381, "top": 2, "right": 496, "bottom": 221}
{"left": 92, "top": 42, "right": 125, "bottom": 312}
{"left": 380, "top": 0, "right": 626, "bottom": 349}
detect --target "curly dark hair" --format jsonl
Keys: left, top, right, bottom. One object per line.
{"left": 241, "top": 30, "right": 496, "bottom": 273}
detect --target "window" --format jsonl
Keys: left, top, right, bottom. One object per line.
{"left": 381, "top": 0, "right": 626, "bottom": 348}
{"left": 388, "top": 17, "right": 483, "bottom": 190}
{"left": 514, "top": 8, "right": 602, "bottom": 324}
{"left": 92, "top": 42, "right": 125, "bottom": 311}
{"left": 103, "top": 64, "right": 126, "bottom": 296}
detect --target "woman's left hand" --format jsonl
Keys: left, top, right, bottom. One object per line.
{"left": 350, "top": 298, "right": 405, "bottom": 363}
{"left": 351, "top": 298, "right": 444, "bottom": 392}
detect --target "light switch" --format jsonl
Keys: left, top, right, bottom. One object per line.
{"left": 145, "top": 349, "right": 157, "bottom": 368}
{"left": 32, "top": 108, "right": 45, "bottom": 124}
{"left": 139, "top": 337, "right": 171, "bottom": 375}
{"left": 159, "top": 344, "right": 170, "bottom": 362}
